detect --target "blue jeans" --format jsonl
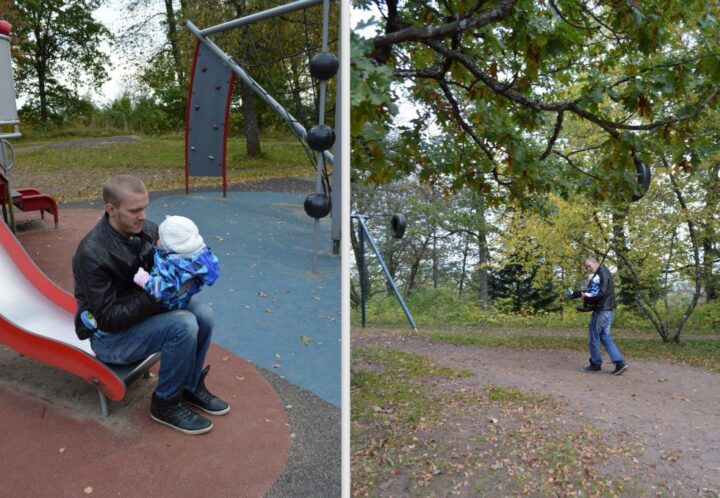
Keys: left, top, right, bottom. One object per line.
{"left": 90, "top": 301, "right": 214, "bottom": 399}
{"left": 588, "top": 310, "right": 624, "bottom": 365}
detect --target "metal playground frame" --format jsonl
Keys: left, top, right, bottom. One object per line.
{"left": 184, "top": 0, "right": 342, "bottom": 264}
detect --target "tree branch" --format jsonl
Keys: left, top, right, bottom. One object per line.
{"left": 540, "top": 110, "right": 563, "bottom": 160}
{"left": 424, "top": 38, "right": 720, "bottom": 134}
{"left": 372, "top": 0, "right": 517, "bottom": 52}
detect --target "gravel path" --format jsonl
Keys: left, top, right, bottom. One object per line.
{"left": 355, "top": 333, "right": 720, "bottom": 496}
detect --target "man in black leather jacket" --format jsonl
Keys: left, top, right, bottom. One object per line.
{"left": 580, "top": 256, "right": 629, "bottom": 376}
{"left": 73, "top": 174, "right": 229, "bottom": 434}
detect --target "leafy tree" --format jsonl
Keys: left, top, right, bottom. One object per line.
{"left": 352, "top": 0, "right": 720, "bottom": 205}
{"left": 489, "top": 262, "right": 557, "bottom": 314}
{"left": 11, "top": 0, "right": 110, "bottom": 123}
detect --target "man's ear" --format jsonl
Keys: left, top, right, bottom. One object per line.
{"left": 106, "top": 203, "right": 117, "bottom": 217}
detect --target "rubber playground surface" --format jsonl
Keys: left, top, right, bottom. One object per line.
{"left": 0, "top": 181, "right": 341, "bottom": 497}
{"left": 149, "top": 190, "right": 341, "bottom": 406}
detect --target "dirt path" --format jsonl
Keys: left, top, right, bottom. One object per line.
{"left": 355, "top": 333, "right": 720, "bottom": 496}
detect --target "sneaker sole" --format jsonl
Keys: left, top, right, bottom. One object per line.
{"left": 185, "top": 401, "right": 231, "bottom": 416}
{"left": 613, "top": 365, "right": 629, "bottom": 376}
{"left": 150, "top": 413, "right": 214, "bottom": 434}
{"left": 580, "top": 367, "right": 601, "bottom": 373}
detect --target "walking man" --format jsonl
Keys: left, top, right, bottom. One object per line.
{"left": 580, "top": 256, "right": 629, "bottom": 375}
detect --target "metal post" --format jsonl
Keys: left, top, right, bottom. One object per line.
{"left": 0, "top": 139, "right": 16, "bottom": 231}
{"left": 330, "top": 6, "right": 342, "bottom": 254}
{"left": 311, "top": 0, "right": 330, "bottom": 273}
{"left": 198, "top": 0, "right": 324, "bottom": 36}
{"left": 358, "top": 217, "right": 367, "bottom": 328}
{"left": 354, "top": 215, "right": 418, "bottom": 331}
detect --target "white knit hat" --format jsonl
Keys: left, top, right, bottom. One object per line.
{"left": 158, "top": 215, "right": 205, "bottom": 257}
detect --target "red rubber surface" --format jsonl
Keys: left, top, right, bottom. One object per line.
{"left": 0, "top": 209, "right": 290, "bottom": 496}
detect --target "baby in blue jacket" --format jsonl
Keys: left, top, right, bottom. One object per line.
{"left": 133, "top": 215, "right": 219, "bottom": 310}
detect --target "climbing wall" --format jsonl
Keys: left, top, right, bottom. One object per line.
{"left": 185, "top": 40, "right": 236, "bottom": 193}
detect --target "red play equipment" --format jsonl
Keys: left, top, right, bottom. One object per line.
{"left": 0, "top": 173, "right": 60, "bottom": 229}
{"left": 0, "top": 218, "right": 159, "bottom": 415}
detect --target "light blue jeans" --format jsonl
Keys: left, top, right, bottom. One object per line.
{"left": 90, "top": 301, "right": 213, "bottom": 399}
{"left": 588, "top": 310, "right": 624, "bottom": 365}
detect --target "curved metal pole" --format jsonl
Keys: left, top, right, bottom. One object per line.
{"left": 199, "top": 0, "right": 324, "bottom": 36}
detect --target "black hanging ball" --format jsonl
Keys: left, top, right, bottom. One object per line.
{"left": 306, "top": 124, "right": 336, "bottom": 151}
{"left": 304, "top": 193, "right": 332, "bottom": 219}
{"left": 309, "top": 52, "right": 339, "bottom": 80}
{"left": 631, "top": 156, "right": 652, "bottom": 202}
{"left": 391, "top": 213, "right": 407, "bottom": 239}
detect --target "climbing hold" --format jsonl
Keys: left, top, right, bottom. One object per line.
{"left": 194, "top": 104, "right": 200, "bottom": 111}
{"left": 212, "top": 123, "right": 219, "bottom": 129}
{"left": 391, "top": 214, "right": 407, "bottom": 239}
{"left": 209, "top": 155, "right": 215, "bottom": 160}
{"left": 190, "top": 146, "right": 196, "bottom": 151}
{"left": 309, "top": 52, "right": 339, "bottom": 81}
{"left": 303, "top": 193, "right": 332, "bottom": 219}
{"left": 306, "top": 124, "right": 335, "bottom": 151}
{"left": 201, "top": 66, "right": 207, "bottom": 72}
{"left": 215, "top": 84, "right": 221, "bottom": 90}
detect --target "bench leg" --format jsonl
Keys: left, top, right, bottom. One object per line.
{"left": 98, "top": 390, "right": 109, "bottom": 417}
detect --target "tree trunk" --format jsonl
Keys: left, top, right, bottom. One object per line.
{"left": 477, "top": 232, "right": 490, "bottom": 308}
{"left": 620, "top": 167, "right": 707, "bottom": 342}
{"left": 34, "top": 22, "right": 48, "bottom": 122}
{"left": 458, "top": 237, "right": 469, "bottom": 297}
{"left": 473, "top": 193, "right": 490, "bottom": 308}
{"left": 350, "top": 219, "right": 371, "bottom": 302}
{"left": 240, "top": 81, "right": 262, "bottom": 156}
{"left": 668, "top": 171, "right": 703, "bottom": 342}
{"left": 703, "top": 162, "right": 719, "bottom": 302}
{"left": 406, "top": 237, "right": 431, "bottom": 294}
{"left": 703, "top": 238, "right": 718, "bottom": 301}
{"left": 612, "top": 208, "right": 634, "bottom": 306}
{"left": 230, "top": 2, "right": 262, "bottom": 157}
{"left": 37, "top": 60, "right": 47, "bottom": 122}
{"left": 432, "top": 232, "right": 438, "bottom": 288}
{"left": 163, "top": 0, "right": 184, "bottom": 84}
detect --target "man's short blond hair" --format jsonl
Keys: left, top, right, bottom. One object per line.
{"left": 584, "top": 256, "right": 598, "bottom": 266}
{"left": 103, "top": 174, "right": 147, "bottom": 207}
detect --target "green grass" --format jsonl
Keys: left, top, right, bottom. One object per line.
{"left": 487, "top": 385, "right": 545, "bottom": 405}
{"left": 11, "top": 134, "right": 314, "bottom": 202}
{"left": 430, "top": 331, "right": 720, "bottom": 372}
{"left": 352, "top": 346, "right": 471, "bottom": 423}
{"left": 356, "top": 287, "right": 720, "bottom": 334}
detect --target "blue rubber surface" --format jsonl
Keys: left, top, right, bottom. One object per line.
{"left": 147, "top": 192, "right": 341, "bottom": 407}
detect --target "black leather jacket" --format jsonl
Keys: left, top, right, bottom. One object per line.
{"left": 585, "top": 264, "right": 616, "bottom": 312}
{"left": 72, "top": 214, "right": 164, "bottom": 339}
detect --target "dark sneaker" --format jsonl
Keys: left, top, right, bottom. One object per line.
{"left": 612, "top": 362, "right": 629, "bottom": 376}
{"left": 581, "top": 364, "right": 602, "bottom": 373}
{"left": 183, "top": 365, "right": 230, "bottom": 415}
{"left": 150, "top": 392, "right": 213, "bottom": 435}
